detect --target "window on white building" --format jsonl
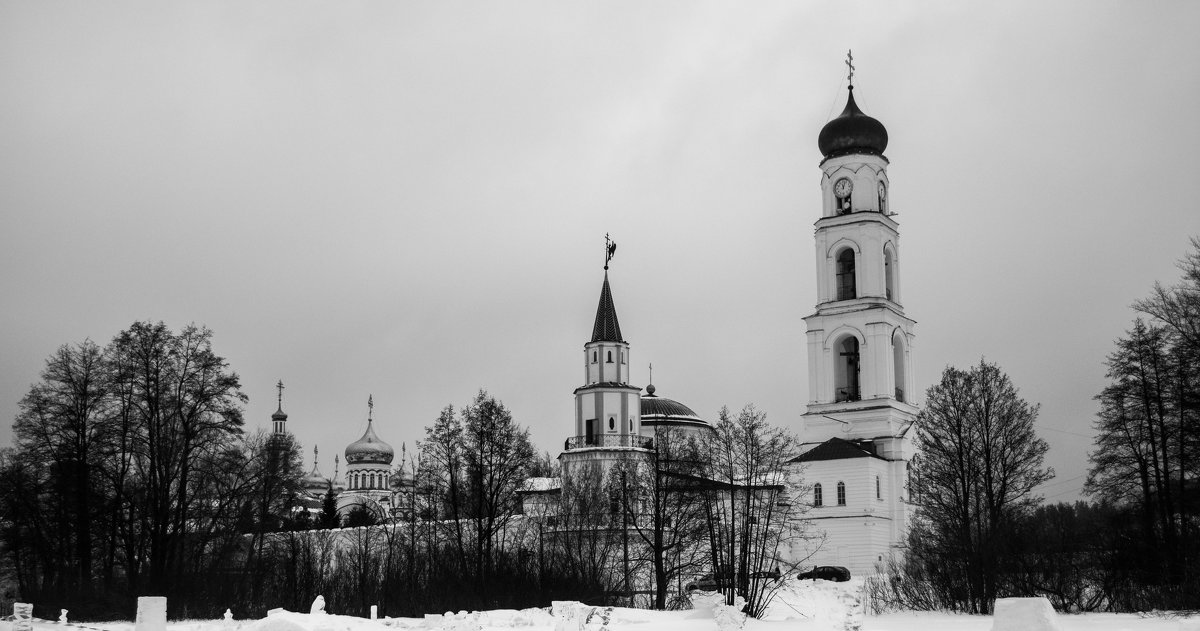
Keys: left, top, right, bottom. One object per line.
{"left": 837, "top": 481, "right": 846, "bottom": 506}
{"left": 813, "top": 483, "right": 823, "bottom": 507}
{"left": 876, "top": 475, "right": 881, "bottom": 500}
{"left": 836, "top": 248, "right": 856, "bottom": 300}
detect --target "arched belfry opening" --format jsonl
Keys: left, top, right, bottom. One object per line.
{"left": 892, "top": 330, "right": 906, "bottom": 403}
{"left": 884, "top": 245, "right": 896, "bottom": 301}
{"left": 836, "top": 248, "right": 857, "bottom": 300}
{"left": 834, "top": 335, "right": 861, "bottom": 402}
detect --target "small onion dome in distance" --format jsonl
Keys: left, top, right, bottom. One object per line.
{"left": 641, "top": 383, "right": 711, "bottom": 434}
{"left": 817, "top": 86, "right": 888, "bottom": 159}
{"left": 345, "top": 421, "right": 394, "bottom": 465}
{"left": 302, "top": 465, "right": 329, "bottom": 494}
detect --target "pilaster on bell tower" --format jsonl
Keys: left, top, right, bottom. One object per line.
{"left": 559, "top": 235, "right": 646, "bottom": 480}
{"left": 801, "top": 55, "right": 916, "bottom": 454}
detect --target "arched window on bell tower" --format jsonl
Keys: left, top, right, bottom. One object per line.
{"left": 834, "top": 335, "right": 861, "bottom": 402}
{"left": 892, "top": 330, "right": 907, "bottom": 403}
{"left": 836, "top": 248, "right": 856, "bottom": 300}
{"left": 883, "top": 244, "right": 896, "bottom": 301}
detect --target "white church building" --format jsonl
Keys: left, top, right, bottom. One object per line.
{"left": 548, "top": 77, "right": 916, "bottom": 578}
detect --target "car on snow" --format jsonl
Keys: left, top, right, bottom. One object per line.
{"left": 796, "top": 565, "right": 851, "bottom": 582}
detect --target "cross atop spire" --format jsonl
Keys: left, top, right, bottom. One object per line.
{"left": 313, "top": 445, "right": 318, "bottom": 469}
{"left": 368, "top": 394, "right": 374, "bottom": 423}
{"left": 276, "top": 380, "right": 285, "bottom": 409}
{"left": 846, "top": 49, "right": 855, "bottom": 88}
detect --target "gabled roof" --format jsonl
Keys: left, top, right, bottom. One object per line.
{"left": 590, "top": 272, "right": 624, "bottom": 343}
{"left": 791, "top": 437, "right": 885, "bottom": 463}
{"left": 517, "top": 477, "right": 562, "bottom": 495}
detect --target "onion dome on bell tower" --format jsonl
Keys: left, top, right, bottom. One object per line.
{"left": 818, "top": 51, "right": 887, "bottom": 161}
{"left": 817, "top": 86, "right": 888, "bottom": 160}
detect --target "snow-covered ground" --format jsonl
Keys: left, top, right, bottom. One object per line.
{"left": 10, "top": 580, "right": 1197, "bottom": 631}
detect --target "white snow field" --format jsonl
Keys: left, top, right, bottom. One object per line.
{"left": 14, "top": 580, "right": 1196, "bottom": 631}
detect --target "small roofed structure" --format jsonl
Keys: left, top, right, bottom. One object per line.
{"left": 517, "top": 477, "right": 562, "bottom": 522}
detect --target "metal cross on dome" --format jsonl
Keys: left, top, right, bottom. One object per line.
{"left": 276, "top": 379, "right": 285, "bottom": 407}
{"left": 846, "top": 49, "right": 855, "bottom": 87}
{"left": 368, "top": 394, "right": 374, "bottom": 422}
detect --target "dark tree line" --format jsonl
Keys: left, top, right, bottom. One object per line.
{"left": 4, "top": 323, "right": 811, "bottom": 619}
{"left": 1, "top": 322, "right": 299, "bottom": 619}
{"left": 1083, "top": 237, "right": 1200, "bottom": 608}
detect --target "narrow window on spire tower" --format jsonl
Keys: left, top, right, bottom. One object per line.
{"left": 893, "top": 331, "right": 907, "bottom": 403}
{"left": 607, "top": 350, "right": 613, "bottom": 363}
{"left": 836, "top": 249, "right": 857, "bottom": 300}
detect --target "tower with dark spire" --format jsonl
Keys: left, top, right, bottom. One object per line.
{"left": 559, "top": 235, "right": 647, "bottom": 478}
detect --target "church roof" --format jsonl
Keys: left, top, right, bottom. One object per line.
{"left": 640, "top": 384, "right": 710, "bottom": 429}
{"left": 818, "top": 86, "right": 888, "bottom": 159}
{"left": 345, "top": 420, "right": 394, "bottom": 465}
{"left": 590, "top": 272, "right": 624, "bottom": 343}
{"left": 791, "top": 437, "right": 885, "bottom": 463}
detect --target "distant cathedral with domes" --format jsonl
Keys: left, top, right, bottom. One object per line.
{"left": 267, "top": 58, "right": 916, "bottom": 576}
{"left": 270, "top": 386, "right": 405, "bottom": 520}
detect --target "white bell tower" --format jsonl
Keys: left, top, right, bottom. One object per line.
{"left": 795, "top": 55, "right": 917, "bottom": 574}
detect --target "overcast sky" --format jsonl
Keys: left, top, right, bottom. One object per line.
{"left": 3, "top": 1, "right": 1198, "bottom": 503}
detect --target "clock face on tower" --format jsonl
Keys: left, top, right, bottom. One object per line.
{"left": 834, "top": 178, "right": 853, "bottom": 199}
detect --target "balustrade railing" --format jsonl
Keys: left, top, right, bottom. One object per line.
{"left": 563, "top": 434, "right": 653, "bottom": 450}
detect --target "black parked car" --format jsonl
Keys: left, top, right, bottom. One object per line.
{"left": 796, "top": 565, "right": 851, "bottom": 582}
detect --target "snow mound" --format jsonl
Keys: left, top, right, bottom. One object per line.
{"left": 247, "top": 611, "right": 390, "bottom": 631}
{"left": 760, "top": 578, "right": 864, "bottom": 631}
{"left": 990, "top": 597, "right": 1061, "bottom": 631}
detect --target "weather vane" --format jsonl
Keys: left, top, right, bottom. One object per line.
{"left": 604, "top": 233, "right": 617, "bottom": 271}
{"left": 846, "top": 49, "right": 855, "bottom": 88}
{"left": 276, "top": 379, "right": 285, "bottom": 408}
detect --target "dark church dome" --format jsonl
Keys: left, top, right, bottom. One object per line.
{"left": 641, "top": 385, "right": 710, "bottom": 430}
{"left": 818, "top": 87, "right": 888, "bottom": 159}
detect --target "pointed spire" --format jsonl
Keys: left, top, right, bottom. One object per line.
{"left": 591, "top": 272, "right": 624, "bottom": 342}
